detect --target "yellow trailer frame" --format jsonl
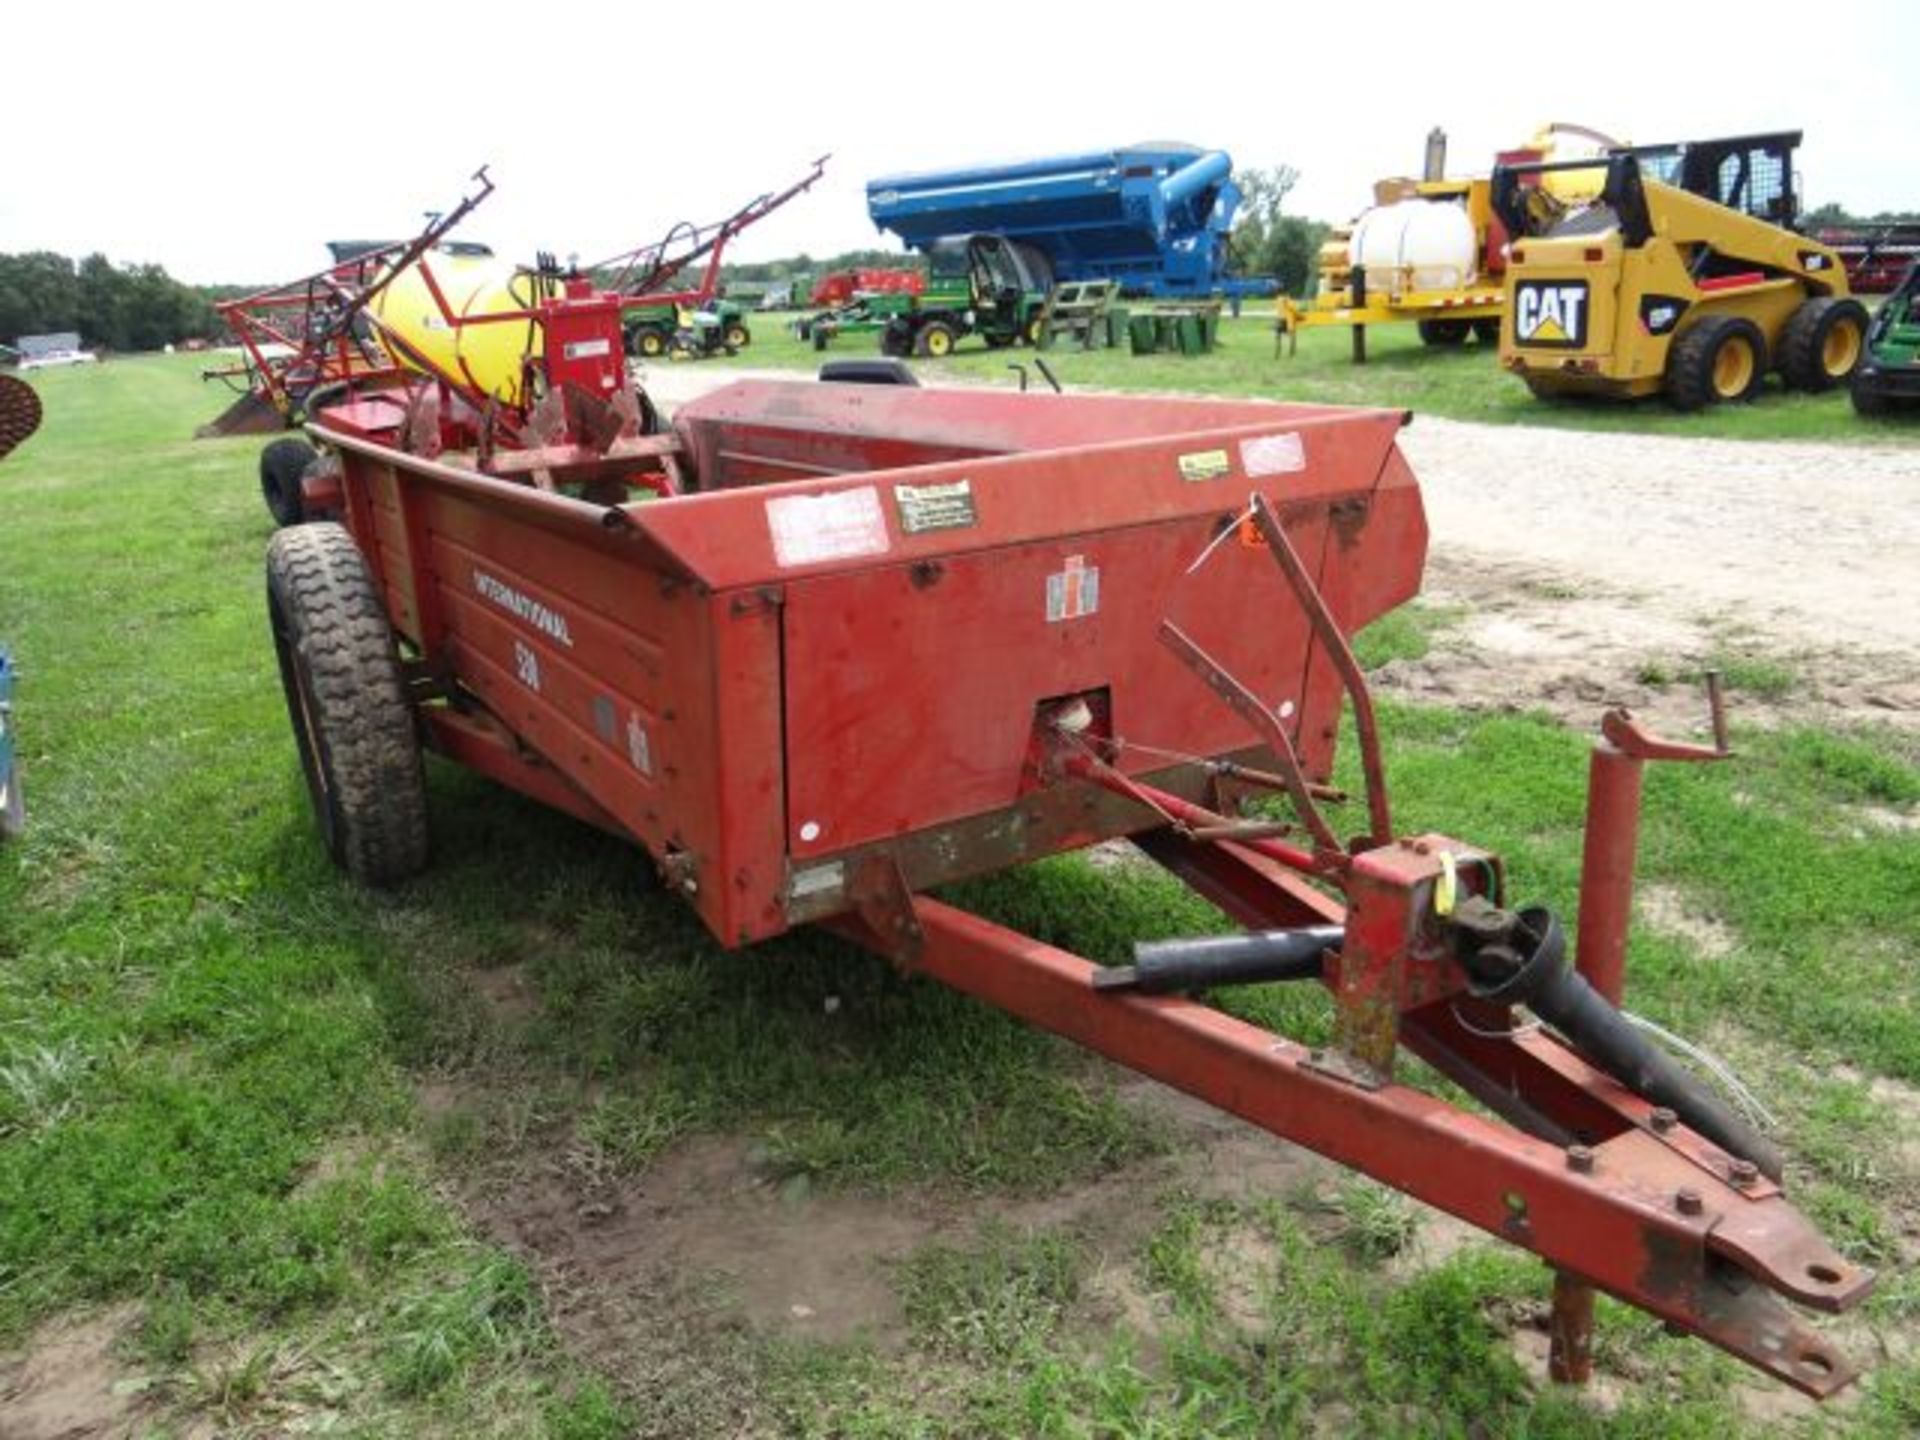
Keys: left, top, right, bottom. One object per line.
{"left": 1274, "top": 284, "right": 1505, "bottom": 361}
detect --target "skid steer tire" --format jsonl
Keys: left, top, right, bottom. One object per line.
{"left": 1417, "top": 319, "right": 1470, "bottom": 347}
{"left": 1664, "top": 315, "right": 1766, "bottom": 411}
{"left": 266, "top": 523, "right": 428, "bottom": 887}
{"left": 1779, "top": 297, "right": 1869, "bottom": 393}
{"left": 260, "top": 437, "right": 317, "bottom": 528}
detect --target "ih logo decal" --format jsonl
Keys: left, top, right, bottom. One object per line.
{"left": 1513, "top": 281, "right": 1589, "bottom": 348}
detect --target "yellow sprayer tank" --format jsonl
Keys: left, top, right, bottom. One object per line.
{"left": 369, "top": 254, "right": 558, "bottom": 408}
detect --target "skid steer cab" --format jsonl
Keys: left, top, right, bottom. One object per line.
{"left": 1492, "top": 133, "right": 1868, "bottom": 409}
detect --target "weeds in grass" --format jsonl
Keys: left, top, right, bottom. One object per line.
{"left": 1332, "top": 1179, "right": 1419, "bottom": 1263}
{"left": 383, "top": 1252, "right": 540, "bottom": 1398}
{"left": 896, "top": 1223, "right": 1085, "bottom": 1362}
{"left": 0, "top": 1036, "right": 95, "bottom": 1135}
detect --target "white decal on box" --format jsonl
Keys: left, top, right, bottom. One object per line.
{"left": 765, "top": 487, "right": 891, "bottom": 567}
{"left": 474, "top": 569, "right": 575, "bottom": 647}
{"left": 1240, "top": 432, "right": 1306, "bottom": 477}
{"left": 512, "top": 640, "right": 541, "bottom": 692}
{"left": 626, "top": 712, "right": 653, "bottom": 776}
{"left": 1046, "top": 555, "right": 1100, "bottom": 622}
{"left": 563, "top": 338, "right": 612, "bottom": 360}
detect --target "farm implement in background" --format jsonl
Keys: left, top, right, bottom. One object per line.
{"left": 595, "top": 158, "right": 828, "bottom": 360}
{"left": 201, "top": 163, "right": 825, "bottom": 523}
{"left": 197, "top": 158, "right": 826, "bottom": 451}
{"left": 251, "top": 191, "right": 1876, "bottom": 1396}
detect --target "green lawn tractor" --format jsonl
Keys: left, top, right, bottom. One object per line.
{"left": 624, "top": 299, "right": 753, "bottom": 360}
{"left": 1852, "top": 261, "right": 1920, "bottom": 416}
{"left": 875, "top": 235, "right": 1052, "bottom": 358}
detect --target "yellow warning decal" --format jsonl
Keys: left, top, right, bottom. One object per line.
{"left": 1177, "top": 448, "right": 1231, "bottom": 482}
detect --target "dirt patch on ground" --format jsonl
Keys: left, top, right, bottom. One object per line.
{"left": 1636, "top": 884, "right": 1737, "bottom": 959}
{"left": 0, "top": 1307, "right": 147, "bottom": 1440}
{"left": 1374, "top": 550, "right": 1920, "bottom": 735}
{"left": 1400, "top": 418, "right": 1920, "bottom": 662}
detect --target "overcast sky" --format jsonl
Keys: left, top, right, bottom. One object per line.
{"left": 6, "top": 1, "right": 1915, "bottom": 284}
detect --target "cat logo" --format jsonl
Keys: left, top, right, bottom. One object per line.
{"left": 1513, "top": 281, "right": 1589, "bottom": 348}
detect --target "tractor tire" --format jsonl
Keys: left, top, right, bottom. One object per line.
{"left": 1025, "top": 316, "right": 1045, "bottom": 346}
{"left": 1417, "top": 319, "right": 1471, "bottom": 347}
{"left": 915, "top": 322, "right": 957, "bottom": 359}
{"left": 724, "top": 323, "right": 751, "bottom": 349}
{"left": 260, "top": 437, "right": 317, "bottom": 528}
{"left": 1663, "top": 315, "right": 1767, "bottom": 411}
{"left": 1778, "top": 297, "right": 1869, "bottom": 392}
{"left": 266, "top": 523, "right": 429, "bottom": 887}
{"left": 1471, "top": 318, "right": 1502, "bottom": 345}
{"left": 878, "top": 324, "right": 910, "bottom": 359}
{"left": 1850, "top": 378, "right": 1893, "bottom": 418}
{"left": 631, "top": 327, "right": 668, "bottom": 359}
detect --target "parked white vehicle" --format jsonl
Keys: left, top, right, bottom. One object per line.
{"left": 18, "top": 347, "right": 97, "bottom": 371}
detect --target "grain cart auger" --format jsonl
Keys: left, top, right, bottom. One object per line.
{"left": 265, "top": 346, "right": 1873, "bottom": 1398}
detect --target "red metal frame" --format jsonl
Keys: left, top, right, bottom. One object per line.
{"left": 297, "top": 346, "right": 1871, "bottom": 1397}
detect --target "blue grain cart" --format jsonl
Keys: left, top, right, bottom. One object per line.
{"left": 866, "top": 143, "right": 1273, "bottom": 299}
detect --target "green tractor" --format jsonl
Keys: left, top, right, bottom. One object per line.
{"left": 1852, "top": 261, "right": 1920, "bottom": 417}
{"left": 624, "top": 299, "right": 753, "bottom": 361}
{"left": 875, "top": 234, "right": 1052, "bottom": 358}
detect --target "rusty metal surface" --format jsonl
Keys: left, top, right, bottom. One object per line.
{"left": 1248, "top": 492, "right": 1395, "bottom": 847}
{"left": 883, "top": 897, "right": 1867, "bottom": 1398}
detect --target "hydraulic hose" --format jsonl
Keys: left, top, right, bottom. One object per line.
{"left": 1461, "top": 904, "right": 1783, "bottom": 1180}
{"left": 1095, "top": 925, "right": 1342, "bottom": 994}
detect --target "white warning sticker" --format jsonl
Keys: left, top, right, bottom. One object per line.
{"left": 766, "top": 486, "right": 891, "bottom": 567}
{"left": 1240, "top": 432, "right": 1307, "bottom": 477}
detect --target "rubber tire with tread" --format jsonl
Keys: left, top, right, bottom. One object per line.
{"left": 1778, "top": 296, "right": 1869, "bottom": 393}
{"left": 724, "top": 323, "right": 751, "bottom": 349}
{"left": 1850, "top": 379, "right": 1895, "bottom": 417}
{"left": 1663, "top": 315, "right": 1767, "bottom": 411}
{"left": 1417, "top": 319, "right": 1470, "bottom": 346}
{"left": 266, "top": 523, "right": 429, "bottom": 886}
{"left": 915, "top": 322, "right": 956, "bottom": 358}
{"left": 260, "top": 437, "right": 317, "bottom": 528}
{"left": 631, "top": 327, "right": 668, "bottom": 359}
{"left": 1471, "top": 318, "right": 1502, "bottom": 345}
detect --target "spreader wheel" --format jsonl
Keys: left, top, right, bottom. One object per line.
{"left": 266, "top": 523, "right": 428, "bottom": 887}
{"left": 1664, "top": 315, "right": 1766, "bottom": 411}
{"left": 1779, "top": 297, "right": 1869, "bottom": 392}
{"left": 0, "top": 374, "right": 44, "bottom": 462}
{"left": 1417, "top": 319, "right": 1470, "bottom": 346}
{"left": 260, "top": 437, "right": 317, "bottom": 528}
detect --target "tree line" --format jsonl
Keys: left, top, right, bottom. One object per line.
{"left": 0, "top": 251, "right": 229, "bottom": 353}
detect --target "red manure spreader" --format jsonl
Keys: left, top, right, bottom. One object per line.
{"left": 260, "top": 178, "right": 1873, "bottom": 1402}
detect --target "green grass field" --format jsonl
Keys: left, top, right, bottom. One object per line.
{"left": 709, "top": 310, "right": 1917, "bottom": 444}
{"left": 0, "top": 355, "right": 1916, "bottom": 1436}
